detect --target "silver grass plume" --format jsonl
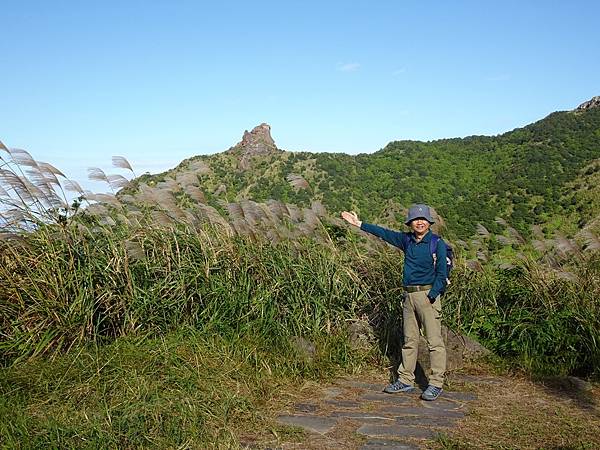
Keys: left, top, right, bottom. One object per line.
{"left": 495, "top": 217, "right": 508, "bottom": 227}
{"left": 0, "top": 230, "right": 20, "bottom": 240}
{"left": 267, "top": 200, "right": 287, "bottom": 219}
{"left": 115, "top": 214, "right": 131, "bottom": 226}
{"left": 0, "top": 169, "right": 34, "bottom": 203}
{"left": 85, "top": 193, "right": 120, "bottom": 205}
{"left": 227, "top": 203, "right": 244, "bottom": 222}
{"left": 87, "top": 167, "right": 108, "bottom": 183}
{"left": 532, "top": 239, "right": 549, "bottom": 253}
{"left": 184, "top": 185, "right": 205, "bottom": 203}
{"left": 265, "top": 228, "right": 282, "bottom": 244}
{"left": 85, "top": 204, "right": 109, "bottom": 216}
{"left": 232, "top": 218, "right": 252, "bottom": 236}
{"left": 7, "top": 148, "right": 37, "bottom": 167}
{"left": 214, "top": 184, "right": 226, "bottom": 196}
{"left": 125, "top": 210, "right": 144, "bottom": 227}
{"left": 156, "top": 179, "right": 179, "bottom": 191}
{"left": 311, "top": 200, "right": 327, "bottom": 217}
{"left": 37, "top": 162, "right": 60, "bottom": 187}
{"left": 302, "top": 208, "right": 321, "bottom": 230}
{"left": 151, "top": 210, "right": 174, "bottom": 227}
{"left": 175, "top": 172, "right": 199, "bottom": 187}
{"left": 496, "top": 235, "right": 513, "bottom": 246}
{"left": 553, "top": 233, "right": 578, "bottom": 256}
{"left": 196, "top": 203, "right": 232, "bottom": 232}
{"left": 2, "top": 208, "right": 26, "bottom": 226}
{"left": 240, "top": 200, "right": 263, "bottom": 226}
{"left": 466, "top": 259, "right": 483, "bottom": 272}
{"left": 76, "top": 223, "right": 92, "bottom": 235}
{"left": 135, "top": 184, "right": 158, "bottom": 203}
{"left": 182, "top": 210, "right": 198, "bottom": 227}
{"left": 112, "top": 156, "right": 135, "bottom": 175}
{"left": 506, "top": 226, "right": 525, "bottom": 244}
{"left": 476, "top": 223, "right": 490, "bottom": 237}
{"left": 189, "top": 159, "right": 211, "bottom": 175}
{"left": 531, "top": 224, "right": 545, "bottom": 240}
{"left": 469, "top": 238, "right": 482, "bottom": 250}
{"left": 119, "top": 194, "right": 137, "bottom": 204}
{"left": 257, "top": 202, "right": 281, "bottom": 227}
{"left": 23, "top": 166, "right": 63, "bottom": 207}
{"left": 578, "top": 230, "right": 600, "bottom": 252}
{"left": 107, "top": 174, "right": 130, "bottom": 190}
{"left": 553, "top": 269, "right": 579, "bottom": 283}
{"left": 286, "top": 173, "right": 310, "bottom": 190}
{"left": 64, "top": 179, "right": 84, "bottom": 194}
{"left": 286, "top": 204, "right": 303, "bottom": 223}
{"left": 153, "top": 189, "right": 187, "bottom": 220}
{"left": 454, "top": 239, "right": 468, "bottom": 249}
{"left": 98, "top": 216, "right": 116, "bottom": 227}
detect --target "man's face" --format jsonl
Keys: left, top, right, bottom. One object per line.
{"left": 410, "top": 218, "right": 431, "bottom": 235}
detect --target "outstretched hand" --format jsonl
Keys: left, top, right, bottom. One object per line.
{"left": 341, "top": 211, "right": 362, "bottom": 228}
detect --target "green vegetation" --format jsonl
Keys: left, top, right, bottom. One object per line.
{"left": 0, "top": 330, "right": 357, "bottom": 449}
{"left": 127, "top": 107, "right": 600, "bottom": 239}
{"left": 1, "top": 105, "right": 600, "bottom": 446}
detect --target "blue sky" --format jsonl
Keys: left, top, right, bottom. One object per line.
{"left": 1, "top": 1, "right": 599, "bottom": 191}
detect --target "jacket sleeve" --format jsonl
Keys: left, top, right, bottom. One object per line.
{"left": 359, "top": 222, "right": 406, "bottom": 251}
{"left": 428, "top": 238, "right": 448, "bottom": 299}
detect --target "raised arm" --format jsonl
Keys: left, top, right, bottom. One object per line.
{"left": 341, "top": 211, "right": 406, "bottom": 250}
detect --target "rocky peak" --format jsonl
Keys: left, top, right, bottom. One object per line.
{"left": 240, "top": 123, "right": 276, "bottom": 150}
{"left": 576, "top": 96, "right": 600, "bottom": 111}
{"left": 231, "top": 123, "right": 280, "bottom": 169}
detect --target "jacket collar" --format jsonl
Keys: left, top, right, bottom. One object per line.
{"left": 410, "top": 229, "right": 432, "bottom": 243}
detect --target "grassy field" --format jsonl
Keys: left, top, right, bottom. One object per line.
{"left": 0, "top": 327, "right": 369, "bottom": 449}
{"left": 1, "top": 148, "right": 600, "bottom": 447}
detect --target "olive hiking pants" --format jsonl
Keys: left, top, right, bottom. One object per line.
{"left": 397, "top": 289, "right": 446, "bottom": 388}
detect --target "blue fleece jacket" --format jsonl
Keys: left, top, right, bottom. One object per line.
{"left": 360, "top": 223, "right": 448, "bottom": 299}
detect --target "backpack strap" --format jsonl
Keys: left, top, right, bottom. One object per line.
{"left": 430, "top": 234, "right": 440, "bottom": 266}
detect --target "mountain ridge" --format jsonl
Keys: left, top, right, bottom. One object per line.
{"left": 125, "top": 98, "right": 600, "bottom": 238}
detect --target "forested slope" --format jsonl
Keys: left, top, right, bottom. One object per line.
{"left": 127, "top": 104, "right": 600, "bottom": 239}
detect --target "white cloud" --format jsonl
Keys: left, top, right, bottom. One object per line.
{"left": 338, "top": 62, "right": 360, "bottom": 72}
{"left": 392, "top": 67, "right": 407, "bottom": 76}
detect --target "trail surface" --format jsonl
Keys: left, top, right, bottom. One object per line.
{"left": 244, "top": 373, "right": 501, "bottom": 449}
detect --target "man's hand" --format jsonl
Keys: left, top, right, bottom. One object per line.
{"left": 341, "top": 211, "right": 362, "bottom": 228}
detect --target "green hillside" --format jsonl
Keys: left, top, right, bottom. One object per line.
{"left": 2, "top": 101, "right": 600, "bottom": 449}
{"left": 126, "top": 103, "right": 600, "bottom": 239}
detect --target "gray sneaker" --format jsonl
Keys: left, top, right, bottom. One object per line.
{"left": 421, "top": 385, "right": 443, "bottom": 401}
{"left": 383, "top": 379, "right": 416, "bottom": 394}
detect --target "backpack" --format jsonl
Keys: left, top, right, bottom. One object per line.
{"left": 402, "top": 233, "right": 454, "bottom": 284}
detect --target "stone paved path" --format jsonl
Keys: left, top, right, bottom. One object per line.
{"left": 263, "top": 374, "right": 500, "bottom": 449}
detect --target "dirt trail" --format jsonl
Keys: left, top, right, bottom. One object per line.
{"left": 243, "top": 373, "right": 501, "bottom": 449}
{"left": 242, "top": 370, "right": 600, "bottom": 450}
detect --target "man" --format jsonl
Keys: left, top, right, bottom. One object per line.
{"left": 341, "top": 204, "right": 448, "bottom": 401}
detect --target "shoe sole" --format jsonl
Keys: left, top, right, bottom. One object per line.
{"left": 383, "top": 387, "right": 416, "bottom": 394}
{"left": 420, "top": 392, "right": 443, "bottom": 401}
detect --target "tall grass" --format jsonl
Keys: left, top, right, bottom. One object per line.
{"left": 2, "top": 141, "right": 600, "bottom": 378}
{"left": 444, "top": 227, "right": 600, "bottom": 378}
{"left": 1, "top": 141, "right": 600, "bottom": 446}
{"left": 0, "top": 328, "right": 358, "bottom": 449}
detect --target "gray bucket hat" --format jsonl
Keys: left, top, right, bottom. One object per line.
{"left": 405, "top": 204, "right": 435, "bottom": 225}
